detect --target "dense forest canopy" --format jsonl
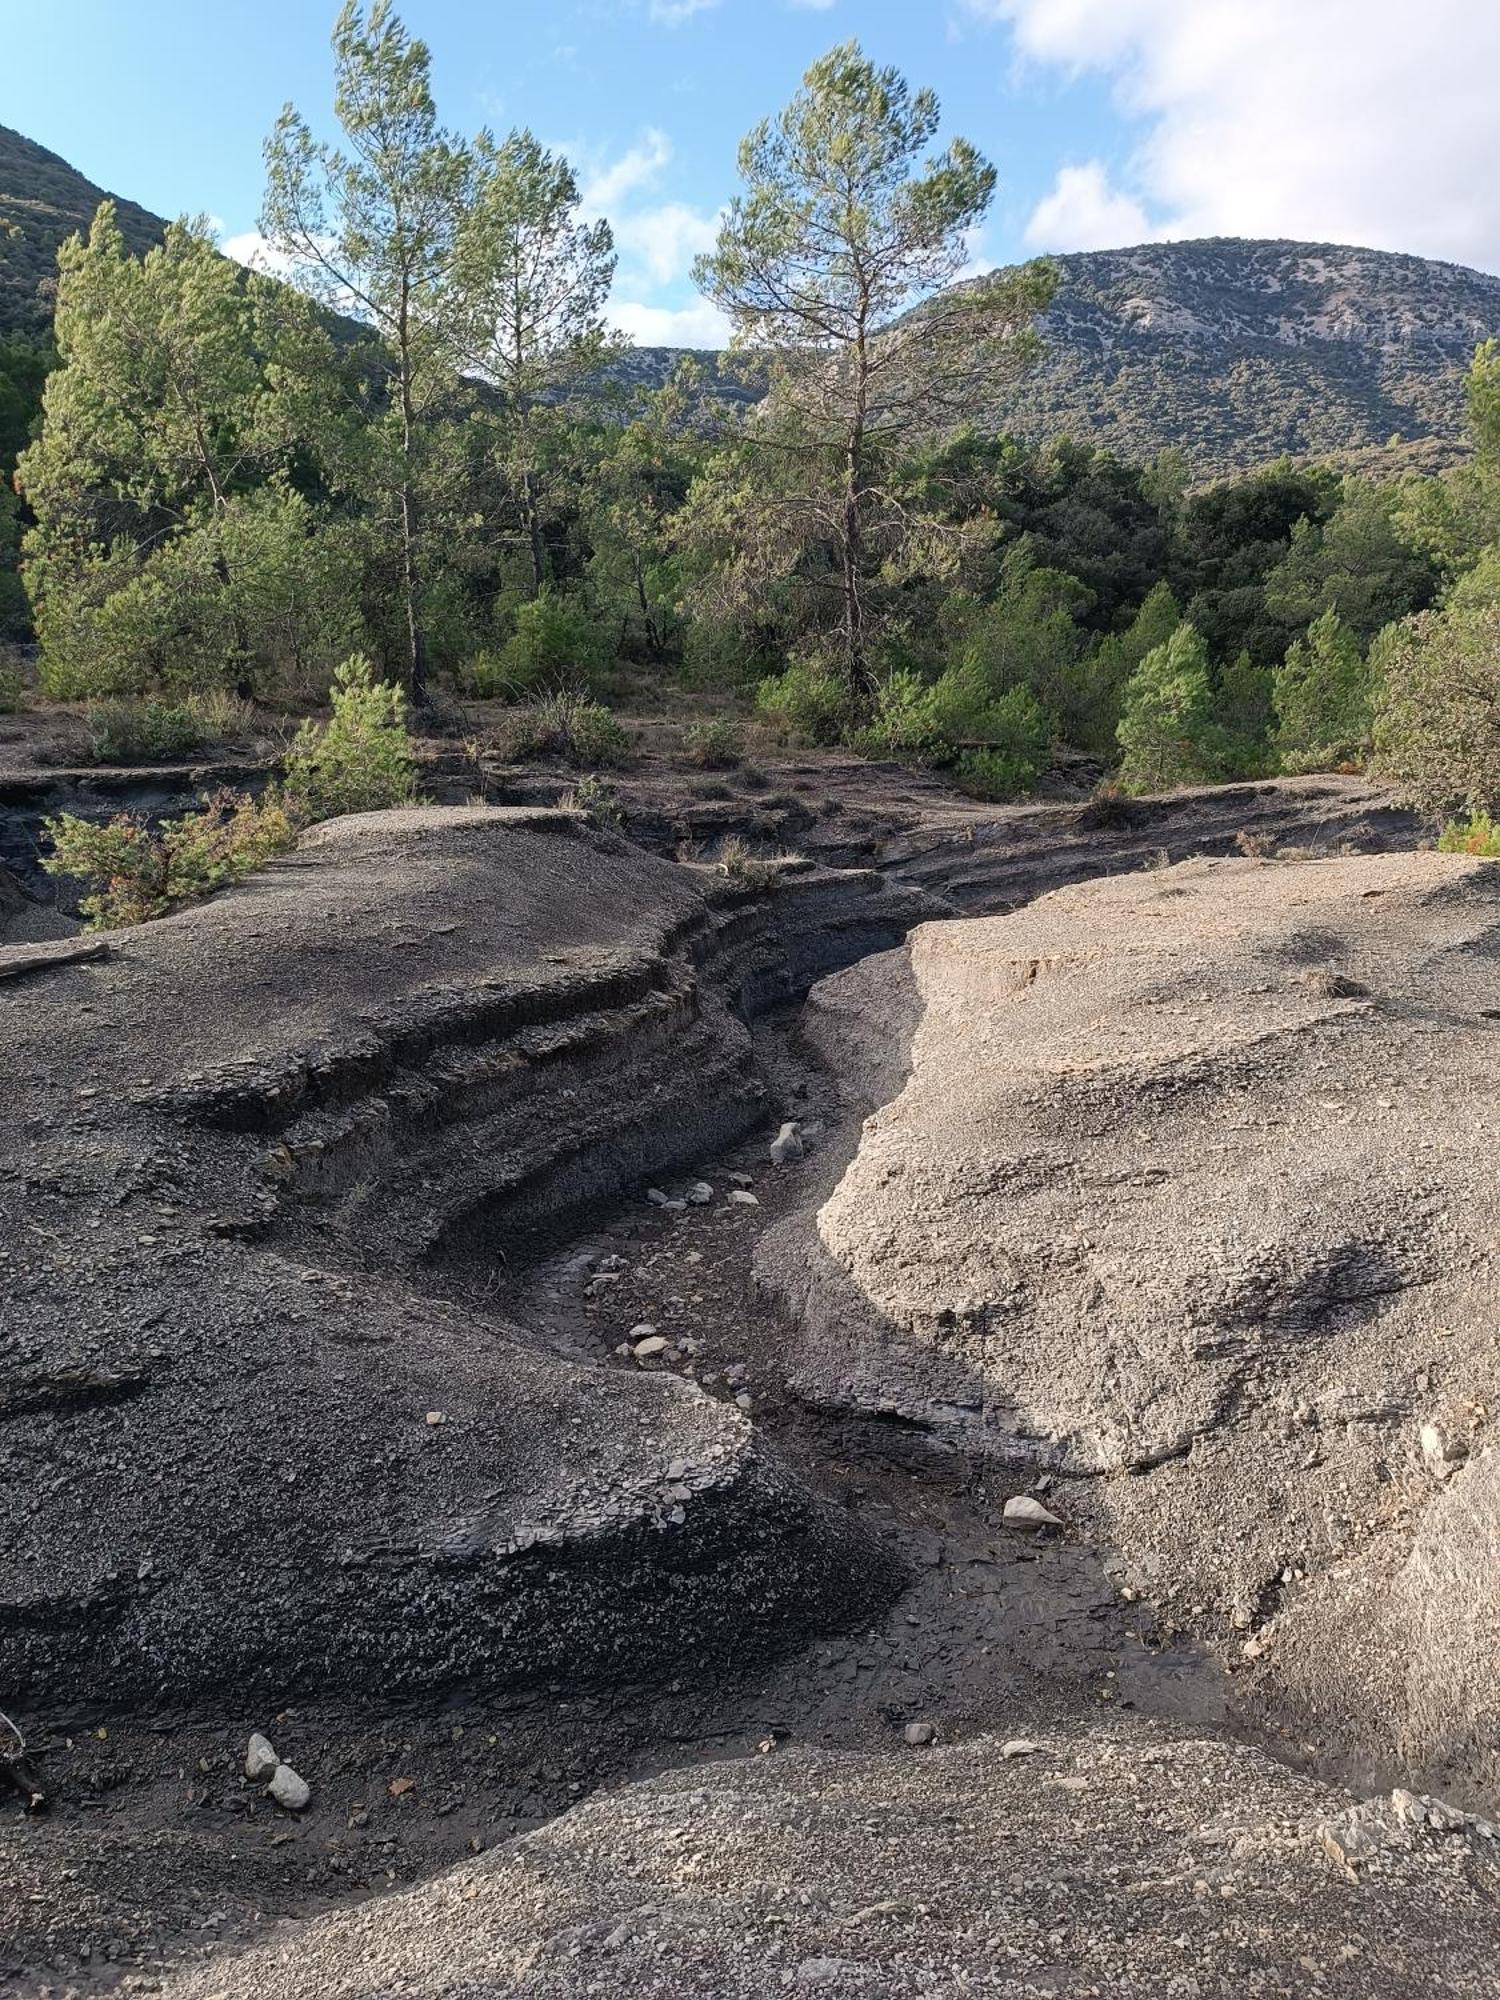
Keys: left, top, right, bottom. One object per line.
{"left": 2, "top": 3, "right": 1499, "bottom": 835}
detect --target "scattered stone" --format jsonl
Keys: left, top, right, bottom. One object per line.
{"left": 633, "top": 1335, "right": 669, "bottom": 1361}
{"left": 267, "top": 1764, "right": 310, "bottom": 1812}
{"left": 735, "top": 1391, "right": 753, "bottom": 1410}
{"left": 628, "top": 1323, "right": 659, "bottom": 1341}
{"left": 1419, "top": 1423, "right": 1466, "bottom": 1481}
{"left": 244, "top": 1732, "right": 278, "bottom": 1783}
{"left": 424, "top": 1410, "right": 446, "bottom": 1427}
{"left": 687, "top": 1182, "right": 713, "bottom": 1205}
{"left": 727, "top": 1189, "right": 759, "bottom": 1207}
{"left": 646, "top": 1188, "right": 671, "bottom": 1207}
{"left": 770, "top": 1121, "right": 804, "bottom": 1166}
{"left": 904, "top": 1722, "right": 937, "bottom": 1746}
{"left": 728, "top": 1171, "right": 754, "bottom": 1187}
{"left": 1000, "top": 1739, "right": 1041, "bottom": 1759}
{"left": 1002, "top": 1494, "right": 1063, "bottom": 1531}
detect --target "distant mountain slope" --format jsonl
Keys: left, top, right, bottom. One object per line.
{"left": 4, "top": 117, "right": 1498, "bottom": 482}
{"left": 626, "top": 239, "right": 1500, "bottom": 479}
{"left": 0, "top": 124, "right": 166, "bottom": 334}
{"left": 978, "top": 238, "right": 1500, "bottom": 478}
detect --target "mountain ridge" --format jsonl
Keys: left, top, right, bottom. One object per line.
{"left": 3, "top": 120, "right": 1498, "bottom": 479}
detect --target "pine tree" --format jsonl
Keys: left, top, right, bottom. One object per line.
{"left": 693, "top": 40, "right": 1052, "bottom": 705}
{"left": 1116, "top": 621, "right": 1216, "bottom": 793}
{"left": 261, "top": 1, "right": 471, "bottom": 700}
{"left": 456, "top": 131, "right": 616, "bottom": 598}
{"left": 1272, "top": 607, "right": 1369, "bottom": 773}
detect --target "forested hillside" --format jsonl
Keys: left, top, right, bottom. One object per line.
{"left": 0, "top": 124, "right": 165, "bottom": 333}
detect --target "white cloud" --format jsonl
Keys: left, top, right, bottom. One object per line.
{"left": 647, "top": 0, "right": 720, "bottom": 22}
{"left": 788, "top": 0, "right": 837, "bottom": 9}
{"left": 613, "top": 200, "right": 723, "bottom": 285}
{"left": 972, "top": 0, "right": 1500, "bottom": 272}
{"left": 577, "top": 128, "right": 673, "bottom": 216}
{"left": 220, "top": 229, "right": 293, "bottom": 276}
{"left": 1023, "top": 161, "right": 1158, "bottom": 253}
{"left": 610, "top": 297, "right": 732, "bottom": 347}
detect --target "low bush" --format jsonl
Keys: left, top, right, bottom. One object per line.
{"left": 501, "top": 689, "right": 629, "bottom": 765}
{"left": 82, "top": 692, "right": 253, "bottom": 765}
{"left": 559, "top": 773, "right": 624, "bottom": 828}
{"left": 281, "top": 654, "right": 416, "bottom": 821}
{"left": 0, "top": 649, "right": 26, "bottom": 713}
{"left": 44, "top": 789, "right": 297, "bottom": 929}
{"left": 1438, "top": 812, "right": 1500, "bottom": 857}
{"left": 753, "top": 658, "right": 852, "bottom": 746}
{"left": 684, "top": 717, "right": 744, "bottom": 767}
{"left": 477, "top": 591, "right": 608, "bottom": 698}
{"left": 715, "top": 834, "right": 780, "bottom": 889}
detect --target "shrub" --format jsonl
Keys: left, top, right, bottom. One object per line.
{"left": 716, "top": 834, "right": 779, "bottom": 889}
{"left": 1438, "top": 812, "right": 1500, "bottom": 857}
{"left": 1374, "top": 604, "right": 1500, "bottom": 818}
{"left": 481, "top": 591, "right": 607, "bottom": 697}
{"left": 855, "top": 668, "right": 942, "bottom": 759}
{"left": 753, "top": 658, "right": 852, "bottom": 746}
{"left": 82, "top": 692, "right": 253, "bottom": 765}
{"left": 281, "top": 654, "right": 416, "bottom": 821}
{"left": 1117, "top": 622, "right": 1217, "bottom": 794}
{"left": 684, "top": 717, "right": 744, "bottom": 768}
{"left": 560, "top": 773, "right": 624, "bottom": 828}
{"left": 44, "top": 789, "right": 297, "bottom": 929}
{"left": 501, "top": 689, "right": 629, "bottom": 765}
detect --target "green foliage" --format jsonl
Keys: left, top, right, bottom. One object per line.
{"left": 951, "top": 690, "right": 1050, "bottom": 799}
{"left": 1438, "top": 812, "right": 1500, "bottom": 857}
{"left": 475, "top": 590, "right": 607, "bottom": 697}
{"left": 1374, "top": 603, "right": 1500, "bottom": 819}
{"left": 1272, "top": 608, "right": 1370, "bottom": 773}
{"left": 83, "top": 691, "right": 253, "bottom": 764}
{"left": 693, "top": 37, "right": 1051, "bottom": 699}
{"left": 502, "top": 688, "right": 629, "bottom": 765}
{"left": 1262, "top": 480, "right": 1438, "bottom": 643}
{"left": 281, "top": 654, "right": 417, "bottom": 819}
{"left": 684, "top": 718, "right": 744, "bottom": 768}
{"left": 44, "top": 788, "right": 297, "bottom": 929}
{"left": 1116, "top": 622, "right": 1217, "bottom": 793}
{"left": 559, "top": 773, "right": 623, "bottom": 828}
{"left": 753, "top": 658, "right": 853, "bottom": 746}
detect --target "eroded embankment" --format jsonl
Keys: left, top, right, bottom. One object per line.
{"left": 5, "top": 792, "right": 1495, "bottom": 1997}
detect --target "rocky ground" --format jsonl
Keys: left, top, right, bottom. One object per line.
{"left": 6, "top": 765, "right": 1497, "bottom": 1996}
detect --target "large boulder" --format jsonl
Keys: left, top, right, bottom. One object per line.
{"left": 759, "top": 850, "right": 1500, "bottom": 1804}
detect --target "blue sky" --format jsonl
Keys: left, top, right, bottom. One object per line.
{"left": 4, "top": 0, "right": 1498, "bottom": 343}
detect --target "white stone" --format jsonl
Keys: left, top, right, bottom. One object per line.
{"left": 687, "top": 1182, "right": 713, "bottom": 1205}
{"left": 770, "top": 1122, "right": 804, "bottom": 1166}
{"left": 245, "top": 1732, "right": 278, "bottom": 1783}
{"left": 633, "top": 1335, "right": 669, "bottom": 1360}
{"left": 904, "top": 1721, "right": 937, "bottom": 1745}
{"left": 727, "top": 1189, "right": 759, "bottom": 1207}
{"left": 1002, "top": 1494, "right": 1063, "bottom": 1530}
{"left": 268, "top": 1763, "right": 310, "bottom": 1811}
{"left": 1000, "top": 1738, "right": 1041, "bottom": 1759}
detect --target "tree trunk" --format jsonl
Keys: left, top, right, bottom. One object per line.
{"left": 396, "top": 304, "right": 427, "bottom": 706}
{"left": 523, "top": 467, "right": 545, "bottom": 598}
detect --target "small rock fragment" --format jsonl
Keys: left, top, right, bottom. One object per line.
{"left": 687, "top": 1182, "right": 713, "bottom": 1205}
{"left": 268, "top": 1763, "right": 310, "bottom": 1811}
{"left": 1002, "top": 1494, "right": 1063, "bottom": 1531}
{"left": 770, "top": 1122, "right": 804, "bottom": 1166}
{"left": 1000, "top": 1738, "right": 1041, "bottom": 1759}
{"left": 904, "top": 1721, "right": 937, "bottom": 1746}
{"left": 646, "top": 1188, "right": 671, "bottom": 1207}
{"left": 633, "top": 1335, "right": 669, "bottom": 1361}
{"left": 1420, "top": 1423, "right": 1466, "bottom": 1481}
{"left": 245, "top": 1732, "right": 278, "bottom": 1783}
{"left": 424, "top": 1411, "right": 446, "bottom": 1427}
{"left": 727, "top": 1189, "right": 759, "bottom": 1207}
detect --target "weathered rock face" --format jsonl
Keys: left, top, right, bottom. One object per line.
{"left": 0, "top": 808, "right": 928, "bottom": 1708}
{"left": 760, "top": 851, "right": 1500, "bottom": 1804}
{"left": 154, "top": 1718, "right": 1500, "bottom": 1999}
